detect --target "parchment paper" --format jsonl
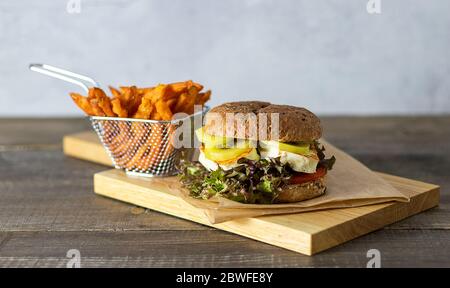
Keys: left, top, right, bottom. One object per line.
{"left": 170, "top": 140, "right": 409, "bottom": 223}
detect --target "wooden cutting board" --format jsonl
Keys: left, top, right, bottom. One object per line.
{"left": 63, "top": 131, "right": 440, "bottom": 255}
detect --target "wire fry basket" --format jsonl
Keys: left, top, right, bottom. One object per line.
{"left": 27, "top": 63, "right": 207, "bottom": 177}
{"left": 90, "top": 108, "right": 206, "bottom": 177}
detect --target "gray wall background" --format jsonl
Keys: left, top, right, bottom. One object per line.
{"left": 1, "top": 0, "right": 449, "bottom": 116}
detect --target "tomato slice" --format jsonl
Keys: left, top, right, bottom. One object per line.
{"left": 289, "top": 167, "right": 327, "bottom": 185}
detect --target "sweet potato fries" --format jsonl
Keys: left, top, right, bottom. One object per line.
{"left": 70, "top": 80, "right": 211, "bottom": 120}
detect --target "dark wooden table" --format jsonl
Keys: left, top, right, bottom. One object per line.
{"left": 0, "top": 117, "right": 449, "bottom": 268}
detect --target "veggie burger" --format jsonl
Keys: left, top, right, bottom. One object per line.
{"left": 180, "top": 101, "right": 335, "bottom": 204}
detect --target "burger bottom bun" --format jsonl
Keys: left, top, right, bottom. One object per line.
{"left": 275, "top": 177, "right": 326, "bottom": 203}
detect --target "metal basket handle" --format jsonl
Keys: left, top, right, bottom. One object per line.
{"left": 29, "top": 63, "right": 99, "bottom": 93}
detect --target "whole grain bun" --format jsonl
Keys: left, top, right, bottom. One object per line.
{"left": 207, "top": 101, "right": 270, "bottom": 114}
{"left": 204, "top": 101, "right": 322, "bottom": 142}
{"left": 258, "top": 104, "right": 322, "bottom": 142}
{"left": 275, "top": 177, "right": 326, "bottom": 203}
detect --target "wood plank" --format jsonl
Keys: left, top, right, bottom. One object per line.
{"left": 0, "top": 150, "right": 208, "bottom": 232}
{"left": 321, "top": 116, "right": 450, "bottom": 155}
{"left": 1, "top": 230, "right": 449, "bottom": 267}
{"left": 0, "top": 149, "right": 447, "bottom": 235}
{"left": 94, "top": 169, "right": 439, "bottom": 255}
{"left": 3, "top": 116, "right": 450, "bottom": 153}
{"left": 63, "top": 131, "right": 112, "bottom": 166}
{"left": 1, "top": 118, "right": 449, "bottom": 266}
{"left": 0, "top": 118, "right": 89, "bottom": 147}
{"left": 62, "top": 130, "right": 450, "bottom": 230}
